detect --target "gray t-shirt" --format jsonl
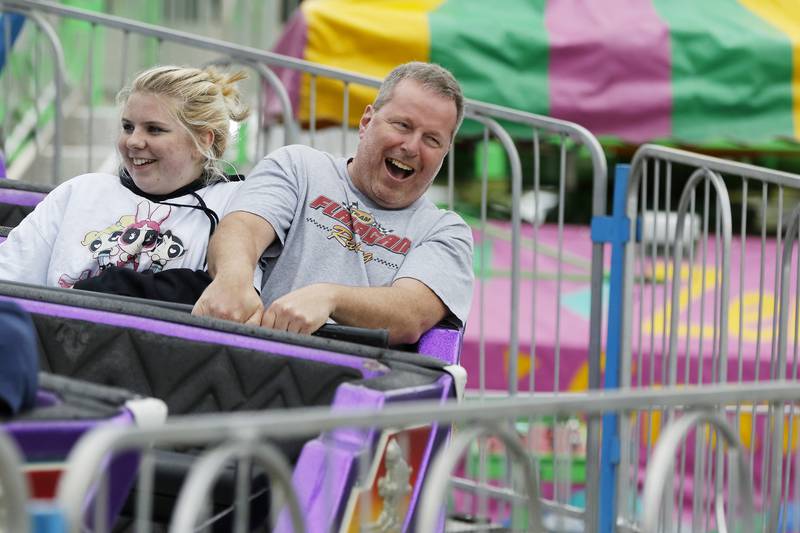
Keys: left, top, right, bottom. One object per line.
{"left": 229, "top": 144, "right": 474, "bottom": 325}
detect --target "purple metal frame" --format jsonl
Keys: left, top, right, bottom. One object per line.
{"left": 276, "top": 327, "right": 462, "bottom": 533}
{"left": 0, "top": 188, "right": 46, "bottom": 206}
{"left": 417, "top": 327, "right": 463, "bottom": 366}
{"left": 4, "top": 392, "right": 139, "bottom": 528}
{"left": 5, "top": 410, "right": 134, "bottom": 458}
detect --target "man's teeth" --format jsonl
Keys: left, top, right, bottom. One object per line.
{"left": 388, "top": 158, "right": 412, "bottom": 171}
{"left": 132, "top": 158, "right": 154, "bottom": 166}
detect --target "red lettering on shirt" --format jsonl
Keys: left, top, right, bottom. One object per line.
{"left": 333, "top": 209, "right": 352, "bottom": 225}
{"left": 353, "top": 220, "right": 369, "bottom": 236}
{"left": 362, "top": 226, "right": 381, "bottom": 244}
{"left": 393, "top": 238, "right": 411, "bottom": 255}
{"left": 376, "top": 234, "right": 400, "bottom": 250}
{"left": 309, "top": 195, "right": 333, "bottom": 210}
{"left": 309, "top": 196, "right": 413, "bottom": 256}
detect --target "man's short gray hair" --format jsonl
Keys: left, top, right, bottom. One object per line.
{"left": 373, "top": 61, "right": 464, "bottom": 138}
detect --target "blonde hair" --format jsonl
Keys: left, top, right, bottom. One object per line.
{"left": 118, "top": 65, "right": 251, "bottom": 182}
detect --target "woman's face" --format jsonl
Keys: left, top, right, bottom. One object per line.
{"left": 117, "top": 92, "right": 207, "bottom": 195}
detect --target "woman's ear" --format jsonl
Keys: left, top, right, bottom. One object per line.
{"left": 201, "top": 129, "right": 214, "bottom": 151}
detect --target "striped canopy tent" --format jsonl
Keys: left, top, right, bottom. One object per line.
{"left": 272, "top": 0, "right": 800, "bottom": 147}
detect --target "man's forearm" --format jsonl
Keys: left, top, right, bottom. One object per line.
{"left": 208, "top": 212, "right": 273, "bottom": 282}
{"left": 326, "top": 279, "right": 448, "bottom": 345}
{"left": 193, "top": 211, "right": 276, "bottom": 323}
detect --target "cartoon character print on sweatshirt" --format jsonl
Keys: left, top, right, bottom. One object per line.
{"left": 117, "top": 202, "right": 171, "bottom": 271}
{"left": 58, "top": 201, "right": 190, "bottom": 288}
{"left": 150, "top": 230, "right": 186, "bottom": 273}
{"left": 308, "top": 195, "right": 412, "bottom": 269}
{"left": 82, "top": 215, "right": 135, "bottom": 270}
{"left": 57, "top": 215, "right": 135, "bottom": 288}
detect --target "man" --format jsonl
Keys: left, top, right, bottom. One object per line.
{"left": 193, "top": 62, "right": 474, "bottom": 345}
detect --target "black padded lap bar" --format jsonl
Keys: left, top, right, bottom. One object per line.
{"left": 13, "top": 372, "right": 139, "bottom": 421}
{"left": 0, "top": 281, "right": 449, "bottom": 372}
{"left": 0, "top": 180, "right": 51, "bottom": 227}
{"left": 34, "top": 314, "right": 363, "bottom": 415}
{"left": 0, "top": 204, "right": 33, "bottom": 227}
{"left": 0, "top": 181, "right": 53, "bottom": 194}
{"left": 0, "top": 281, "right": 449, "bottom": 411}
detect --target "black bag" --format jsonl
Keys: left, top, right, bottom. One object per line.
{"left": 74, "top": 266, "right": 212, "bottom": 306}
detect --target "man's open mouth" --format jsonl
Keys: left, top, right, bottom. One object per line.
{"left": 385, "top": 157, "right": 414, "bottom": 179}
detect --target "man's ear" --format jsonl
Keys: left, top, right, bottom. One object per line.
{"left": 358, "top": 105, "right": 374, "bottom": 138}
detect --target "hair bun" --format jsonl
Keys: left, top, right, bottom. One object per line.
{"left": 203, "top": 67, "right": 250, "bottom": 123}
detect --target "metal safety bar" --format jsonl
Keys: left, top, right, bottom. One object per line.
{"left": 49, "top": 381, "right": 800, "bottom": 532}
{"left": 0, "top": 430, "right": 30, "bottom": 533}
{"left": 642, "top": 411, "right": 756, "bottom": 533}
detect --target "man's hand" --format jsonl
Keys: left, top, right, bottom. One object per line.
{"left": 192, "top": 275, "right": 265, "bottom": 325}
{"left": 261, "top": 283, "right": 337, "bottom": 334}
{"left": 260, "top": 279, "right": 448, "bottom": 344}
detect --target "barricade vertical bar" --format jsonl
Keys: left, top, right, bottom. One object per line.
{"left": 478, "top": 128, "right": 488, "bottom": 396}
{"left": 554, "top": 137, "right": 566, "bottom": 395}
{"left": 119, "top": 30, "right": 128, "bottom": 87}
{"left": 135, "top": 449, "right": 155, "bottom": 533}
{"left": 341, "top": 80, "right": 349, "bottom": 155}
{"left": 530, "top": 128, "right": 540, "bottom": 397}
{"left": 598, "top": 164, "right": 631, "bottom": 533}
{"left": 309, "top": 74, "right": 316, "bottom": 147}
{"left": 586, "top": 122, "right": 609, "bottom": 533}
{"left": 87, "top": 22, "right": 94, "bottom": 173}
{"left": 3, "top": 12, "right": 10, "bottom": 158}
{"left": 753, "top": 183, "right": 769, "bottom": 506}
{"left": 447, "top": 148, "right": 454, "bottom": 210}
{"left": 31, "top": 23, "right": 39, "bottom": 157}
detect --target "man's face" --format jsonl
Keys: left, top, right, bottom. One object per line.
{"left": 349, "top": 79, "right": 458, "bottom": 209}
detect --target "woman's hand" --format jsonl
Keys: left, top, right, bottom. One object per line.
{"left": 192, "top": 274, "right": 264, "bottom": 325}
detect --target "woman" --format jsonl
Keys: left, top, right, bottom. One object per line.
{"left": 0, "top": 65, "right": 252, "bottom": 302}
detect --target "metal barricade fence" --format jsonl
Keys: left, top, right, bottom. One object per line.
{"left": 605, "top": 144, "right": 800, "bottom": 532}
{"left": 452, "top": 108, "right": 606, "bottom": 533}
{"left": 0, "top": 0, "right": 299, "bottom": 185}
{"left": 774, "top": 203, "right": 800, "bottom": 533}
{"left": 34, "top": 382, "right": 800, "bottom": 532}
{"left": 0, "top": 2, "right": 610, "bottom": 529}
